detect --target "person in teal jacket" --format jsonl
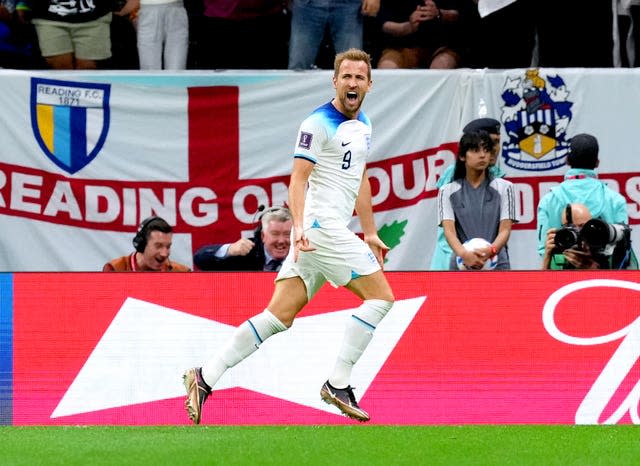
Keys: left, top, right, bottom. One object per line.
{"left": 430, "top": 117, "right": 505, "bottom": 270}
{"left": 536, "top": 133, "right": 629, "bottom": 258}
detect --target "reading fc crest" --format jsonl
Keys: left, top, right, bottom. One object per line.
{"left": 500, "top": 70, "right": 573, "bottom": 171}
{"left": 30, "top": 78, "right": 111, "bottom": 174}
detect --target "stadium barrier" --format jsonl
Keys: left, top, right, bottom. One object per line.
{"left": 1, "top": 271, "right": 638, "bottom": 425}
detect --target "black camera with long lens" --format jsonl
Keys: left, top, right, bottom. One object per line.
{"left": 554, "top": 218, "right": 631, "bottom": 255}
{"left": 552, "top": 204, "right": 633, "bottom": 269}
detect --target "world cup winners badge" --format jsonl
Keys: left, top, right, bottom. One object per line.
{"left": 500, "top": 69, "right": 573, "bottom": 171}
{"left": 30, "top": 78, "right": 111, "bottom": 174}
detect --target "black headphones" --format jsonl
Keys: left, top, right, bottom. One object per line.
{"left": 132, "top": 216, "right": 163, "bottom": 253}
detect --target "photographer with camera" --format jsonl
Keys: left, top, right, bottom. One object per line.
{"left": 542, "top": 203, "right": 635, "bottom": 270}
{"left": 537, "top": 133, "right": 629, "bottom": 261}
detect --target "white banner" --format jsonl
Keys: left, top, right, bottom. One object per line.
{"left": 1, "top": 68, "right": 640, "bottom": 271}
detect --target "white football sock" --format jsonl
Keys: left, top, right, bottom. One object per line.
{"left": 328, "top": 299, "right": 393, "bottom": 388}
{"left": 201, "top": 309, "right": 287, "bottom": 388}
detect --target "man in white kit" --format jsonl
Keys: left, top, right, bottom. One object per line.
{"left": 183, "top": 48, "right": 395, "bottom": 424}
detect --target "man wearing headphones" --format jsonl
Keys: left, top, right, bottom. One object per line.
{"left": 193, "top": 206, "right": 292, "bottom": 272}
{"left": 536, "top": 133, "right": 629, "bottom": 261}
{"left": 103, "top": 216, "right": 191, "bottom": 272}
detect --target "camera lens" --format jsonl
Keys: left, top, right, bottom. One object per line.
{"left": 554, "top": 226, "right": 580, "bottom": 251}
{"left": 580, "top": 219, "right": 610, "bottom": 250}
{"left": 580, "top": 219, "right": 629, "bottom": 252}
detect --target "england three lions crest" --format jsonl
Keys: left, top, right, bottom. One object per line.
{"left": 500, "top": 70, "right": 573, "bottom": 171}
{"left": 30, "top": 78, "right": 111, "bottom": 174}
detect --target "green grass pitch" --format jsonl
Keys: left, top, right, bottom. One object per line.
{"left": 0, "top": 425, "right": 638, "bottom": 466}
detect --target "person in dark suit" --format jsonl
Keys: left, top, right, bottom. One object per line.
{"left": 193, "top": 206, "right": 292, "bottom": 271}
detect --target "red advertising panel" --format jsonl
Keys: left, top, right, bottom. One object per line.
{"left": 11, "top": 272, "right": 640, "bottom": 425}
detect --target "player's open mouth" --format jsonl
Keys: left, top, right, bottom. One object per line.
{"left": 346, "top": 91, "right": 358, "bottom": 102}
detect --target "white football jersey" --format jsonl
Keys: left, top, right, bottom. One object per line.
{"left": 293, "top": 101, "right": 372, "bottom": 230}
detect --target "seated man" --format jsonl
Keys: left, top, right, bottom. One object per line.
{"left": 103, "top": 216, "right": 190, "bottom": 272}
{"left": 376, "top": 0, "right": 467, "bottom": 69}
{"left": 542, "top": 203, "right": 636, "bottom": 270}
{"left": 194, "top": 206, "right": 292, "bottom": 271}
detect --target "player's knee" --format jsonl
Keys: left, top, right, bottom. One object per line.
{"left": 247, "top": 309, "right": 289, "bottom": 350}
{"left": 353, "top": 299, "right": 393, "bottom": 329}
{"left": 263, "top": 309, "right": 290, "bottom": 332}
{"left": 368, "top": 299, "right": 394, "bottom": 320}
{"left": 267, "top": 308, "right": 295, "bottom": 328}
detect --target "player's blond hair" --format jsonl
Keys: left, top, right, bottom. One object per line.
{"left": 334, "top": 48, "right": 372, "bottom": 80}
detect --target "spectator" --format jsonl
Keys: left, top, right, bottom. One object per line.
{"left": 536, "top": 133, "right": 629, "bottom": 258}
{"left": 430, "top": 117, "right": 505, "bottom": 270}
{"left": 376, "top": 0, "right": 466, "bottom": 69}
{"left": 288, "top": 0, "right": 379, "bottom": 70}
{"left": 438, "top": 130, "right": 518, "bottom": 270}
{"left": 470, "top": 1, "right": 614, "bottom": 69}
{"left": 109, "top": 0, "right": 139, "bottom": 69}
{"left": 17, "top": 0, "right": 112, "bottom": 69}
{"left": 115, "top": 0, "right": 188, "bottom": 70}
{"left": 194, "top": 0, "right": 290, "bottom": 69}
{"left": 103, "top": 216, "right": 191, "bottom": 272}
{"left": 193, "top": 206, "right": 292, "bottom": 271}
{"left": 619, "top": 0, "right": 640, "bottom": 67}
{"left": 535, "top": 1, "right": 614, "bottom": 68}
{"left": 467, "top": 0, "right": 535, "bottom": 69}
{"left": 542, "top": 203, "right": 635, "bottom": 270}
{"left": 0, "top": 0, "right": 39, "bottom": 68}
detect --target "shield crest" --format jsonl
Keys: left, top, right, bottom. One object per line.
{"left": 517, "top": 108, "right": 556, "bottom": 159}
{"left": 30, "top": 78, "right": 111, "bottom": 174}
{"left": 500, "top": 70, "right": 572, "bottom": 171}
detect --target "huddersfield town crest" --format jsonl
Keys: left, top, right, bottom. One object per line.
{"left": 30, "top": 78, "right": 111, "bottom": 174}
{"left": 500, "top": 69, "right": 573, "bottom": 171}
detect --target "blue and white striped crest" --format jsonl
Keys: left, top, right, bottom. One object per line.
{"left": 30, "top": 78, "right": 111, "bottom": 174}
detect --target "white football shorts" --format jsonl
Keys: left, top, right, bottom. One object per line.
{"left": 276, "top": 227, "right": 381, "bottom": 300}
